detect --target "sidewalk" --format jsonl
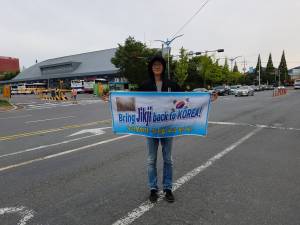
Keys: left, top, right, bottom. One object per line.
{"left": 0, "top": 99, "right": 18, "bottom": 112}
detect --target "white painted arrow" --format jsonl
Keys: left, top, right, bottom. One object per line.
{"left": 69, "top": 127, "right": 111, "bottom": 137}
{"left": 0, "top": 206, "right": 35, "bottom": 225}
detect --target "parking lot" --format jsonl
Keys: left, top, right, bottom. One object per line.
{"left": 0, "top": 89, "right": 300, "bottom": 225}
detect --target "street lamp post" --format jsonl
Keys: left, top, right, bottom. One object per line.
{"left": 229, "top": 56, "right": 242, "bottom": 71}
{"left": 155, "top": 34, "right": 184, "bottom": 81}
{"left": 190, "top": 49, "right": 224, "bottom": 56}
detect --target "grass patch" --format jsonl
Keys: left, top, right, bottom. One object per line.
{"left": 0, "top": 99, "right": 11, "bottom": 107}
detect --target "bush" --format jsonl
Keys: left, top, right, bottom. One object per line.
{"left": 0, "top": 99, "right": 11, "bottom": 107}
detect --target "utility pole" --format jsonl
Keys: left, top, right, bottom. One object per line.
{"left": 242, "top": 58, "right": 247, "bottom": 74}
{"left": 278, "top": 68, "right": 281, "bottom": 86}
{"left": 258, "top": 61, "right": 261, "bottom": 87}
{"left": 167, "top": 46, "right": 170, "bottom": 81}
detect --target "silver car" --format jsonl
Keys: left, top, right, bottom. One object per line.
{"left": 235, "top": 86, "right": 254, "bottom": 97}
{"left": 229, "top": 85, "right": 240, "bottom": 95}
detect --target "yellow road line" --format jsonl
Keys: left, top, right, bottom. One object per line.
{"left": 0, "top": 119, "right": 112, "bottom": 141}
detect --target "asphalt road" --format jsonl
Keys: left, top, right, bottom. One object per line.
{"left": 0, "top": 90, "right": 299, "bottom": 225}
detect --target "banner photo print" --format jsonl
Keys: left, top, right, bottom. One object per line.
{"left": 110, "top": 91, "right": 211, "bottom": 138}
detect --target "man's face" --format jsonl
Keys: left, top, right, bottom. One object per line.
{"left": 152, "top": 61, "right": 163, "bottom": 76}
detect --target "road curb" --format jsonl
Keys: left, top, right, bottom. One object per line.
{"left": 0, "top": 103, "right": 19, "bottom": 112}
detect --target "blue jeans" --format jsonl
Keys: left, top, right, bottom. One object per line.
{"left": 146, "top": 137, "right": 173, "bottom": 191}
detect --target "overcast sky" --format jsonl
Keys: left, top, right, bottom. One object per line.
{"left": 1, "top": 0, "right": 300, "bottom": 71}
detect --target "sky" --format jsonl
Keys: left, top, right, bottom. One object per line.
{"left": 1, "top": 0, "right": 300, "bottom": 71}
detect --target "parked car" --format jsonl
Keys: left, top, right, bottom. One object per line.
{"left": 266, "top": 85, "right": 275, "bottom": 90}
{"left": 229, "top": 85, "right": 240, "bottom": 95}
{"left": 192, "top": 88, "right": 208, "bottom": 92}
{"left": 192, "top": 88, "right": 217, "bottom": 95}
{"left": 261, "top": 84, "right": 268, "bottom": 91}
{"left": 213, "top": 86, "right": 230, "bottom": 96}
{"left": 294, "top": 79, "right": 300, "bottom": 89}
{"left": 253, "top": 85, "right": 263, "bottom": 91}
{"left": 235, "top": 86, "right": 254, "bottom": 97}
{"left": 250, "top": 85, "right": 256, "bottom": 91}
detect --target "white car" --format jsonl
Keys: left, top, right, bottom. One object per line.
{"left": 229, "top": 85, "right": 240, "bottom": 95}
{"left": 294, "top": 79, "right": 300, "bottom": 89}
{"left": 235, "top": 86, "right": 254, "bottom": 97}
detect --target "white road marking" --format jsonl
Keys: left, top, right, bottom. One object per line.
{"left": 16, "top": 102, "right": 39, "bottom": 105}
{"left": 69, "top": 127, "right": 111, "bottom": 136}
{"left": 0, "top": 127, "right": 111, "bottom": 159}
{"left": 209, "top": 121, "right": 300, "bottom": 131}
{"left": 0, "top": 134, "right": 131, "bottom": 172}
{"left": 27, "top": 105, "right": 56, "bottom": 109}
{"left": 209, "top": 121, "right": 246, "bottom": 126}
{"left": 23, "top": 99, "right": 103, "bottom": 111}
{"left": 112, "top": 127, "right": 262, "bottom": 225}
{"left": 0, "top": 115, "right": 32, "bottom": 120}
{"left": 25, "top": 116, "right": 75, "bottom": 124}
{"left": 0, "top": 206, "right": 34, "bottom": 225}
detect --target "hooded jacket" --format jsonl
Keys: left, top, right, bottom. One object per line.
{"left": 138, "top": 55, "right": 181, "bottom": 92}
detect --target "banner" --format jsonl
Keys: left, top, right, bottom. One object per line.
{"left": 110, "top": 91, "right": 211, "bottom": 138}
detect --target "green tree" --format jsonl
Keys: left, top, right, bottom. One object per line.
{"left": 222, "top": 58, "right": 230, "bottom": 84}
{"left": 0, "top": 71, "right": 19, "bottom": 81}
{"left": 174, "top": 47, "right": 189, "bottom": 87}
{"left": 233, "top": 61, "right": 239, "bottom": 72}
{"left": 198, "top": 55, "right": 215, "bottom": 87}
{"left": 223, "top": 58, "right": 230, "bottom": 72}
{"left": 255, "top": 54, "right": 262, "bottom": 74}
{"left": 186, "top": 56, "right": 203, "bottom": 89}
{"left": 265, "top": 53, "right": 275, "bottom": 84}
{"left": 111, "top": 36, "right": 158, "bottom": 87}
{"left": 278, "top": 50, "right": 289, "bottom": 84}
{"left": 205, "top": 60, "right": 223, "bottom": 86}
{"left": 254, "top": 54, "right": 263, "bottom": 85}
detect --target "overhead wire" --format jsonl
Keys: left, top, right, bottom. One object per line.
{"left": 171, "top": 0, "right": 212, "bottom": 39}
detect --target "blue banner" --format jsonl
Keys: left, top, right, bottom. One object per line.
{"left": 109, "top": 91, "right": 211, "bottom": 138}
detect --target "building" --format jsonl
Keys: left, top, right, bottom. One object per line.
{"left": 1, "top": 48, "right": 120, "bottom": 87}
{"left": 288, "top": 66, "right": 300, "bottom": 80}
{"left": 0, "top": 56, "right": 20, "bottom": 74}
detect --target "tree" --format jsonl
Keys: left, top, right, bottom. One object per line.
{"left": 255, "top": 54, "right": 262, "bottom": 73}
{"left": 186, "top": 56, "right": 203, "bottom": 89}
{"left": 265, "top": 53, "right": 275, "bottom": 84}
{"left": 0, "top": 71, "right": 19, "bottom": 81}
{"left": 196, "top": 55, "right": 215, "bottom": 87}
{"left": 222, "top": 58, "right": 230, "bottom": 84}
{"left": 254, "top": 54, "right": 263, "bottom": 84}
{"left": 278, "top": 50, "right": 289, "bottom": 84}
{"left": 223, "top": 58, "right": 230, "bottom": 72}
{"left": 111, "top": 36, "right": 158, "bottom": 87}
{"left": 174, "top": 47, "right": 189, "bottom": 87}
{"left": 205, "top": 60, "right": 223, "bottom": 86}
{"left": 185, "top": 54, "right": 244, "bottom": 88}
{"left": 233, "top": 61, "right": 239, "bottom": 72}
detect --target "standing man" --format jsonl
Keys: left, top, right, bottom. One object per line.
{"left": 139, "top": 55, "right": 181, "bottom": 203}
{"left": 71, "top": 88, "right": 78, "bottom": 102}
